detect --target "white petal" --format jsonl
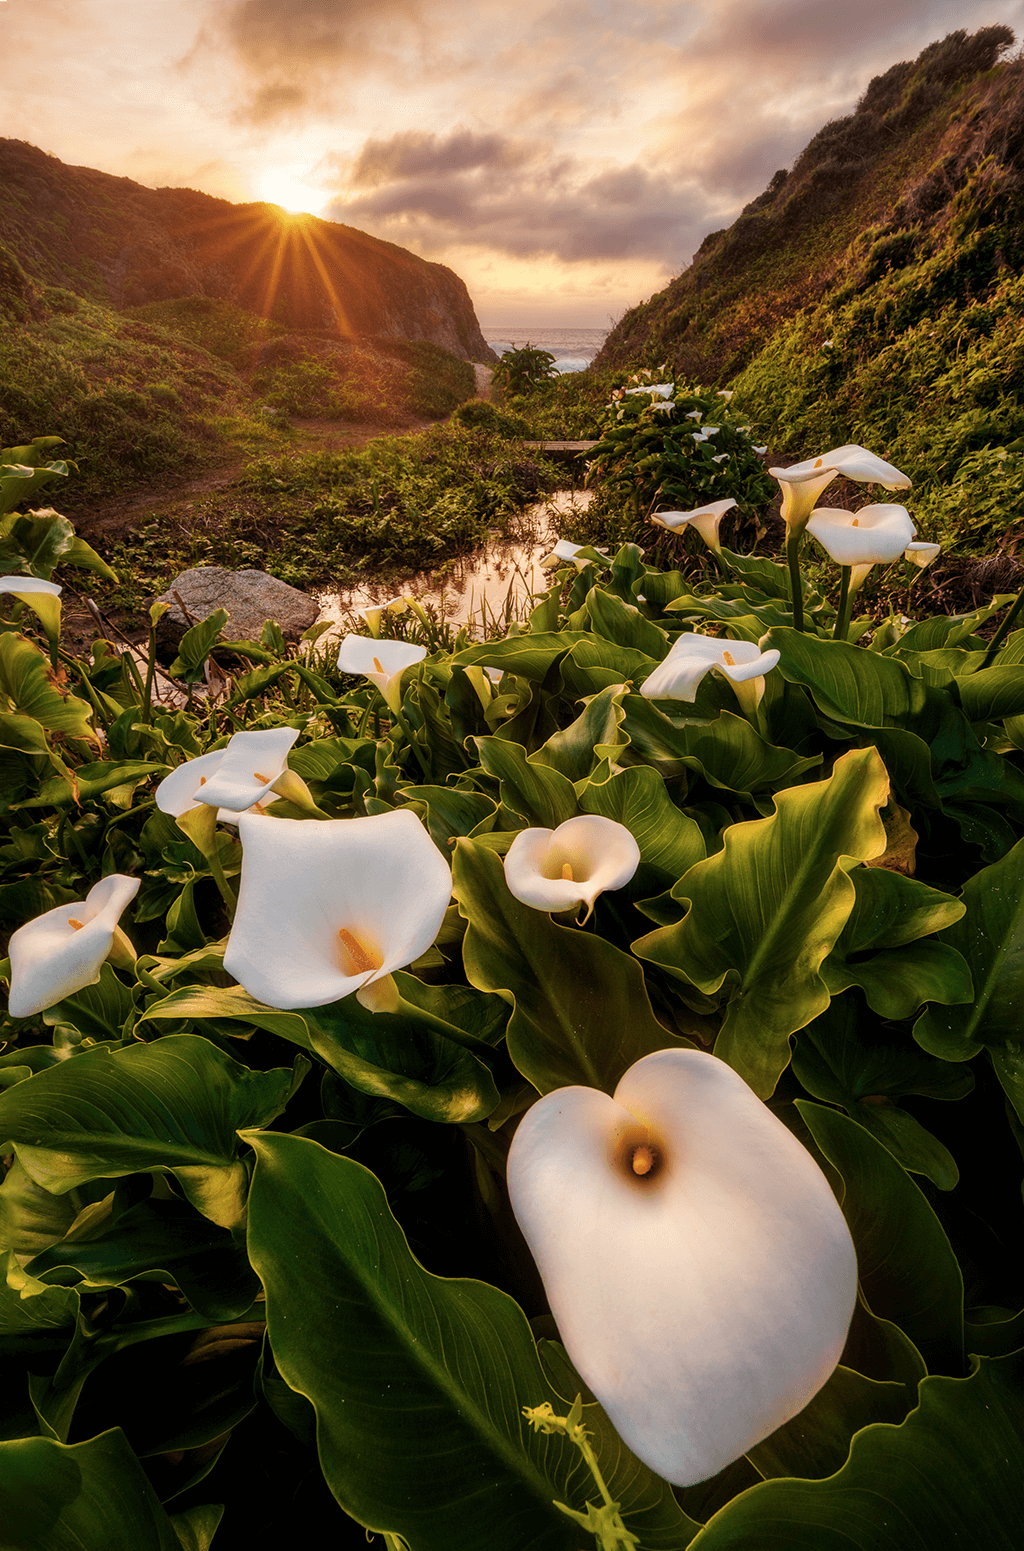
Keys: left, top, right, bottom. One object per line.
{"left": 223, "top": 809, "right": 452, "bottom": 1010}
{"left": 7, "top": 875, "right": 140, "bottom": 1018}
{"left": 336, "top": 634, "right": 427, "bottom": 677}
{"left": 806, "top": 505, "right": 916, "bottom": 566}
{"left": 508, "top": 1049, "right": 858, "bottom": 1486}
{"left": 504, "top": 816, "right": 640, "bottom": 913}
{"left": 905, "top": 542, "right": 941, "bottom": 569}
{"left": 198, "top": 726, "right": 300, "bottom": 812}
{"left": 0, "top": 576, "right": 62, "bottom": 596}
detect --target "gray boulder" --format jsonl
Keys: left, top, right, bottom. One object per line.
{"left": 154, "top": 566, "right": 320, "bottom": 660}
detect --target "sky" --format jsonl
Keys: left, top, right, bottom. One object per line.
{"left": 2, "top": 0, "right": 1022, "bottom": 328}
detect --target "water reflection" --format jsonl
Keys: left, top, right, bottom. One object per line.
{"left": 312, "top": 490, "right": 592, "bottom": 640}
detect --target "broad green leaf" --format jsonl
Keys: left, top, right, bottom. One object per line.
{"left": 765, "top": 625, "right": 933, "bottom": 727}
{"left": 620, "top": 695, "right": 819, "bottom": 799}
{"left": 746, "top": 1362, "right": 910, "bottom": 1481}
{"left": 0, "top": 1035, "right": 295, "bottom": 1229}
{"left": 397, "top": 784, "right": 498, "bottom": 850}
{"left": 245, "top": 1130, "right": 698, "bottom": 1551}
{"left": 0, "top": 633, "right": 98, "bottom": 744}
{"left": 954, "top": 664, "right": 1024, "bottom": 722}
{"left": 581, "top": 585, "right": 671, "bottom": 657}
{"left": 137, "top": 982, "right": 314, "bottom": 1048}
{"left": 531, "top": 683, "right": 629, "bottom": 783}
{"left": 689, "top": 1352, "right": 1024, "bottom": 1551}
{"left": 0, "top": 1157, "right": 78, "bottom": 1255}
{"left": 13, "top": 759, "right": 168, "bottom": 810}
{"left": 474, "top": 736, "right": 578, "bottom": 827}
{"left": 634, "top": 746, "right": 890, "bottom": 1097}
{"left": 60, "top": 535, "right": 119, "bottom": 582}
{"left": 915, "top": 838, "right": 1024, "bottom": 1122}
{"left": 167, "top": 610, "right": 230, "bottom": 684}
{"left": 1, "top": 1249, "right": 80, "bottom": 1337}
{"left": 0, "top": 1426, "right": 220, "bottom": 1551}
{"left": 452, "top": 632, "right": 582, "bottom": 682}
{"left": 793, "top": 1000, "right": 971, "bottom": 1190}
{"left": 454, "top": 838, "right": 678, "bottom": 1093}
{"left": 563, "top": 634, "right": 660, "bottom": 699}
{"left": 0, "top": 503, "right": 72, "bottom": 564}
{"left": 798, "top": 1101, "right": 964, "bottom": 1375}
{"left": 821, "top": 866, "right": 972, "bottom": 1020}
{"left": 579, "top": 765, "right": 706, "bottom": 890}
{"left": 41, "top": 963, "right": 137, "bottom": 1043}
{"left": 303, "top": 975, "right": 504, "bottom": 1124}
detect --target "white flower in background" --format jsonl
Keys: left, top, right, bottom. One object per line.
{"left": 805, "top": 504, "right": 916, "bottom": 567}
{"left": 355, "top": 596, "right": 412, "bottom": 638}
{"left": 625, "top": 383, "right": 674, "bottom": 398}
{"left": 0, "top": 577, "right": 61, "bottom": 598}
{"left": 753, "top": 444, "right": 768, "bottom": 455}
{"left": 336, "top": 634, "right": 427, "bottom": 713}
{"left": 539, "top": 539, "right": 610, "bottom": 570}
{"left": 684, "top": 410, "right": 703, "bottom": 422}
{"left": 222, "top": 809, "right": 451, "bottom": 1010}
{"left": 712, "top": 453, "right": 728, "bottom": 464}
{"left": 507, "top": 1048, "right": 858, "bottom": 1487}
{"left": 691, "top": 431, "right": 710, "bottom": 443}
{"left": 702, "top": 425, "right": 720, "bottom": 436}
{"left": 770, "top": 445, "right": 912, "bottom": 536}
{"left": 651, "top": 399, "right": 676, "bottom": 415}
{"left": 641, "top": 632, "right": 780, "bottom": 716}
{"left": 7, "top": 874, "right": 140, "bottom": 1018}
{"left": 905, "top": 541, "right": 941, "bottom": 569}
{"left": 651, "top": 499, "right": 737, "bottom": 556}
{"left": 717, "top": 389, "right": 734, "bottom": 401}
{"left": 504, "top": 815, "right": 641, "bottom": 919}
{"left": 155, "top": 727, "right": 300, "bottom": 822}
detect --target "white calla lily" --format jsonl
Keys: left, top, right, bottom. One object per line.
{"left": 651, "top": 499, "right": 736, "bottom": 555}
{"left": 355, "top": 596, "right": 412, "bottom": 638}
{"left": 539, "top": 539, "right": 610, "bottom": 570}
{"left": 624, "top": 382, "right": 673, "bottom": 398}
{"left": 507, "top": 1048, "right": 858, "bottom": 1487}
{"left": 805, "top": 504, "right": 916, "bottom": 567}
{"left": 222, "top": 809, "right": 451, "bottom": 1010}
{"left": 7, "top": 874, "right": 140, "bottom": 1019}
{"left": 0, "top": 576, "right": 62, "bottom": 597}
{"left": 155, "top": 727, "right": 300, "bottom": 822}
{"left": 905, "top": 541, "right": 941, "bottom": 569}
{"left": 770, "top": 445, "right": 912, "bottom": 537}
{"left": 336, "top": 633, "right": 427, "bottom": 713}
{"left": 641, "top": 632, "right": 779, "bottom": 716}
{"left": 503, "top": 816, "right": 640, "bottom": 919}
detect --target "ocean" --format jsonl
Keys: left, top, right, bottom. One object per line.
{"left": 483, "top": 327, "right": 609, "bottom": 374}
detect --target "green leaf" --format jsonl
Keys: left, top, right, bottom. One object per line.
{"left": 0, "top": 1035, "right": 295, "bottom": 1230}
{"left": 746, "top": 1362, "right": 910, "bottom": 1481}
{"left": 474, "top": 736, "right": 578, "bottom": 827}
{"left": 954, "top": 663, "right": 1024, "bottom": 722}
{"left": 531, "top": 683, "right": 629, "bottom": 783}
{"left": 0, "top": 633, "right": 98, "bottom": 744}
{"left": 688, "top": 1352, "right": 1024, "bottom": 1551}
{"left": 798, "top": 1101, "right": 964, "bottom": 1375}
{"left": 0, "top": 1427, "right": 220, "bottom": 1551}
{"left": 634, "top": 746, "right": 890, "bottom": 1097}
{"left": 581, "top": 586, "right": 671, "bottom": 658}
{"left": 137, "top": 982, "right": 314, "bottom": 1048}
{"left": 244, "top": 1130, "right": 698, "bottom": 1551}
{"left": 0, "top": 503, "right": 72, "bottom": 564}
{"left": 167, "top": 610, "right": 230, "bottom": 684}
{"left": 765, "top": 625, "right": 933, "bottom": 727}
{"left": 915, "top": 838, "right": 1024, "bottom": 1122}
{"left": 13, "top": 759, "right": 168, "bottom": 810}
{"left": 454, "top": 839, "right": 679, "bottom": 1093}
{"left": 452, "top": 632, "right": 582, "bottom": 681}
{"left": 579, "top": 765, "right": 706, "bottom": 891}
{"left": 821, "top": 867, "right": 972, "bottom": 1020}
{"left": 0, "top": 1248, "right": 80, "bottom": 1337}
{"left": 397, "top": 784, "right": 498, "bottom": 850}
{"left": 620, "top": 696, "right": 819, "bottom": 799}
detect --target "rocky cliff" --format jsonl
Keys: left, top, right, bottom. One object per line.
{"left": 1, "top": 139, "right": 495, "bottom": 362}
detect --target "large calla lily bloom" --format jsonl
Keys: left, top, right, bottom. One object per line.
{"left": 770, "top": 445, "right": 911, "bottom": 536}
{"left": 805, "top": 504, "right": 916, "bottom": 567}
{"left": 222, "top": 809, "right": 452, "bottom": 1010}
{"left": 336, "top": 633, "right": 427, "bottom": 713}
{"left": 641, "top": 632, "right": 779, "bottom": 716}
{"left": 155, "top": 727, "right": 300, "bottom": 822}
{"left": 504, "top": 816, "right": 640, "bottom": 918}
{"left": 7, "top": 874, "right": 140, "bottom": 1018}
{"left": 508, "top": 1049, "right": 858, "bottom": 1487}
{"left": 650, "top": 499, "right": 737, "bottom": 555}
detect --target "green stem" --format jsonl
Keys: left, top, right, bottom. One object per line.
{"left": 981, "top": 585, "right": 1024, "bottom": 669}
{"left": 140, "top": 620, "right": 158, "bottom": 725}
{"left": 785, "top": 528, "right": 805, "bottom": 632}
{"left": 833, "top": 566, "right": 854, "bottom": 642}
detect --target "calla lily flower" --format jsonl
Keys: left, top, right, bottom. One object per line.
{"left": 539, "top": 539, "right": 610, "bottom": 570}
{"left": 770, "top": 445, "right": 912, "bottom": 537}
{"left": 651, "top": 500, "right": 737, "bottom": 555}
{"left": 336, "top": 633, "right": 427, "bottom": 713}
{"left": 805, "top": 504, "right": 916, "bottom": 567}
{"left": 507, "top": 1048, "right": 858, "bottom": 1487}
{"left": 504, "top": 816, "right": 640, "bottom": 919}
{"left": 222, "top": 809, "right": 452, "bottom": 1010}
{"left": 0, "top": 576, "right": 62, "bottom": 598}
{"left": 905, "top": 541, "right": 941, "bottom": 569}
{"left": 641, "top": 632, "right": 779, "bottom": 716}
{"left": 7, "top": 874, "right": 140, "bottom": 1018}
{"left": 355, "top": 596, "right": 412, "bottom": 638}
{"left": 625, "top": 383, "right": 673, "bottom": 398}
{"left": 155, "top": 727, "right": 300, "bottom": 822}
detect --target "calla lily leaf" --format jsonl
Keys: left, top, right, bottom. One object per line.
{"left": 137, "top": 982, "right": 314, "bottom": 1049}
{"left": 798, "top": 1101, "right": 964, "bottom": 1376}
{"left": 452, "top": 632, "right": 582, "bottom": 682}
{"left": 0, "top": 1034, "right": 296, "bottom": 1230}
{"left": 578, "top": 587, "right": 672, "bottom": 658}
{"left": 747, "top": 1362, "right": 911, "bottom": 1482}
{"left": 0, "top": 632, "right": 98, "bottom": 745}
{"left": 634, "top": 747, "right": 890, "bottom": 1097}
{"left": 474, "top": 736, "right": 579, "bottom": 828}
{"left": 764, "top": 626, "right": 936, "bottom": 730}
{"left": 531, "top": 682, "right": 630, "bottom": 784}
{"left": 454, "top": 838, "right": 679, "bottom": 1094}
{"left": 167, "top": 609, "right": 230, "bottom": 684}
{"left": 619, "top": 696, "right": 820, "bottom": 800}
{"left": 688, "top": 1351, "right": 1023, "bottom": 1551}
{"left": 579, "top": 766, "right": 706, "bottom": 892}
{"left": 243, "top": 1130, "right": 699, "bottom": 1551}
{"left": 914, "top": 836, "right": 1024, "bottom": 1122}
{"left": 954, "top": 664, "right": 1024, "bottom": 722}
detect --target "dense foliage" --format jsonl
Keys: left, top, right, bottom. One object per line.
{"left": 1, "top": 428, "right": 1022, "bottom": 1547}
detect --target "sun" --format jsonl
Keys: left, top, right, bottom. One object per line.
{"left": 256, "top": 168, "right": 329, "bottom": 217}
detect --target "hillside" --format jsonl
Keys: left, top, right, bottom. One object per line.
{"left": 595, "top": 25, "right": 1024, "bottom": 550}
{"left": 0, "top": 138, "right": 494, "bottom": 362}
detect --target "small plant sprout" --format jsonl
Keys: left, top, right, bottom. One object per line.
{"left": 222, "top": 809, "right": 452, "bottom": 1010}
{"left": 7, "top": 874, "right": 140, "bottom": 1018}
{"left": 650, "top": 498, "right": 737, "bottom": 555}
{"left": 503, "top": 816, "right": 641, "bottom": 921}
{"left": 336, "top": 633, "right": 427, "bottom": 713}
{"left": 640, "top": 632, "right": 780, "bottom": 718}
{"left": 508, "top": 1049, "right": 858, "bottom": 1487}
{"left": 522, "top": 1396, "right": 640, "bottom": 1550}
{"left": 155, "top": 726, "right": 302, "bottom": 822}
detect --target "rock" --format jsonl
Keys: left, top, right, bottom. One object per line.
{"left": 154, "top": 567, "right": 320, "bottom": 661}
